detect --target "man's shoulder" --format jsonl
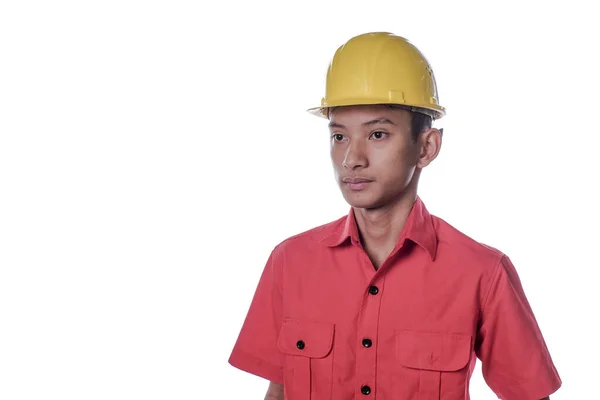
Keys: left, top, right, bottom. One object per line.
{"left": 273, "top": 215, "right": 346, "bottom": 252}
{"left": 432, "top": 213, "right": 506, "bottom": 266}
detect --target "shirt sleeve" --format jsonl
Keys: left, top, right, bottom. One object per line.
{"left": 228, "top": 245, "right": 284, "bottom": 384}
{"left": 475, "top": 255, "right": 561, "bottom": 399}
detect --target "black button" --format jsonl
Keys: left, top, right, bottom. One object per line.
{"left": 296, "top": 340, "right": 305, "bottom": 350}
{"left": 368, "top": 286, "right": 379, "bottom": 295}
{"left": 361, "top": 385, "right": 371, "bottom": 395}
{"left": 362, "top": 338, "right": 372, "bottom": 348}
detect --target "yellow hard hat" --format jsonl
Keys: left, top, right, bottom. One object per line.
{"left": 308, "top": 32, "right": 446, "bottom": 120}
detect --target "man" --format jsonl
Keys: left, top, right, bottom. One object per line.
{"left": 228, "top": 32, "right": 561, "bottom": 400}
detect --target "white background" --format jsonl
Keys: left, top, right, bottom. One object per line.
{"left": 1, "top": 0, "right": 598, "bottom": 399}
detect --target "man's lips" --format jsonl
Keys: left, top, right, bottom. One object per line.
{"left": 342, "top": 177, "right": 374, "bottom": 190}
{"left": 342, "top": 177, "right": 373, "bottom": 184}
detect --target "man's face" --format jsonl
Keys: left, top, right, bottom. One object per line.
{"left": 329, "top": 105, "right": 422, "bottom": 210}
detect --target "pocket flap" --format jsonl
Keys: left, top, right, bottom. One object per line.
{"left": 277, "top": 318, "right": 334, "bottom": 359}
{"left": 396, "top": 330, "right": 471, "bottom": 372}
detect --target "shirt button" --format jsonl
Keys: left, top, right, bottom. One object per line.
{"left": 362, "top": 338, "right": 372, "bottom": 348}
{"left": 296, "top": 340, "right": 305, "bottom": 350}
{"left": 361, "top": 385, "right": 371, "bottom": 395}
{"left": 368, "top": 286, "right": 379, "bottom": 295}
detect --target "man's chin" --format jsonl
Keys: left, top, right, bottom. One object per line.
{"left": 342, "top": 192, "right": 383, "bottom": 210}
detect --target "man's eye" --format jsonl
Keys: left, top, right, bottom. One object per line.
{"left": 332, "top": 134, "right": 345, "bottom": 141}
{"left": 371, "top": 131, "right": 387, "bottom": 139}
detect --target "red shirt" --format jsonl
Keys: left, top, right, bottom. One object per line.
{"left": 228, "top": 197, "right": 561, "bottom": 399}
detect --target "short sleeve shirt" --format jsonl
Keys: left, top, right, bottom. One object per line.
{"left": 228, "top": 197, "right": 562, "bottom": 400}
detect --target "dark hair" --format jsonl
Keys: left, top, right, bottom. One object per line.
{"left": 410, "top": 111, "right": 433, "bottom": 141}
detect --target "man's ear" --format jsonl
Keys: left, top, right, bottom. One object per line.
{"left": 416, "top": 128, "right": 442, "bottom": 169}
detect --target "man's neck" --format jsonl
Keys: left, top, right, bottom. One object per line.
{"left": 353, "top": 191, "right": 417, "bottom": 268}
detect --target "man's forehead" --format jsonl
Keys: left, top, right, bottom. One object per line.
{"left": 328, "top": 104, "right": 411, "bottom": 126}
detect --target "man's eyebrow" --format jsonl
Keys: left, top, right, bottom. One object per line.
{"left": 328, "top": 121, "right": 345, "bottom": 129}
{"left": 328, "top": 118, "right": 397, "bottom": 129}
{"left": 363, "top": 118, "right": 396, "bottom": 126}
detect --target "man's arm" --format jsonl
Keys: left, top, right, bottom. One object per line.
{"left": 228, "top": 247, "right": 286, "bottom": 390}
{"left": 475, "top": 256, "right": 561, "bottom": 399}
{"left": 264, "top": 382, "right": 284, "bottom": 400}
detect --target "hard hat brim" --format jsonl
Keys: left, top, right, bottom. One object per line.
{"left": 307, "top": 103, "right": 446, "bottom": 120}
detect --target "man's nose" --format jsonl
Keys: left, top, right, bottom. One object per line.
{"left": 342, "top": 142, "right": 368, "bottom": 170}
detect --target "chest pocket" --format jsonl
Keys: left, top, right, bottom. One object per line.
{"left": 277, "top": 318, "right": 335, "bottom": 400}
{"left": 396, "top": 330, "right": 472, "bottom": 400}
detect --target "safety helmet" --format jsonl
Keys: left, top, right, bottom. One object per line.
{"left": 308, "top": 32, "right": 446, "bottom": 120}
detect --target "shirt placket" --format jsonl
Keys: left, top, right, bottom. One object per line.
{"left": 355, "top": 259, "right": 386, "bottom": 398}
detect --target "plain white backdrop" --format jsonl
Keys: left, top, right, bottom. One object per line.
{"left": 1, "top": 0, "right": 599, "bottom": 399}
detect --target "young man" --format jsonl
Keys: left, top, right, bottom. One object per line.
{"left": 228, "top": 32, "right": 561, "bottom": 400}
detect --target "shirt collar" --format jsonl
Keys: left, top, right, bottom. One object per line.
{"left": 319, "top": 196, "right": 438, "bottom": 260}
